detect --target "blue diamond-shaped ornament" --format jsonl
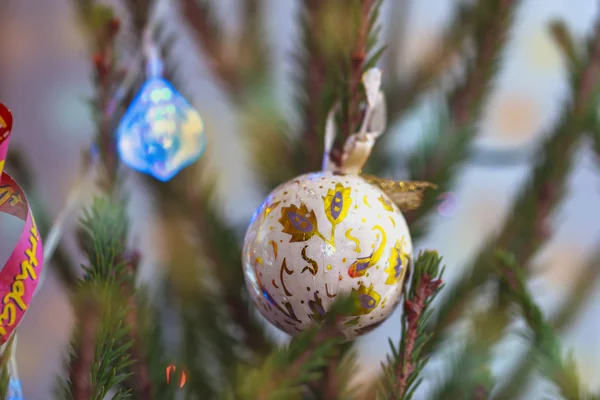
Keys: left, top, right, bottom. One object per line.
{"left": 116, "top": 77, "right": 206, "bottom": 181}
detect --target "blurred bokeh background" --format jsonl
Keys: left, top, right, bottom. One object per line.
{"left": 2, "top": 0, "right": 600, "bottom": 398}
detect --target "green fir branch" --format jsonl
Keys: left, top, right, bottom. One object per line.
{"left": 152, "top": 194, "right": 239, "bottom": 398}
{"left": 229, "top": 296, "right": 356, "bottom": 400}
{"left": 495, "top": 247, "right": 600, "bottom": 400}
{"left": 383, "top": 0, "right": 484, "bottom": 126}
{"left": 380, "top": 251, "right": 445, "bottom": 400}
{"left": 420, "top": 14, "right": 600, "bottom": 359}
{"left": 61, "top": 198, "right": 134, "bottom": 400}
{"left": 431, "top": 284, "right": 512, "bottom": 400}
{"left": 430, "top": 343, "right": 494, "bottom": 400}
{"left": 404, "top": 0, "right": 520, "bottom": 239}
{"left": 291, "top": 0, "right": 385, "bottom": 173}
{"left": 133, "top": 287, "right": 178, "bottom": 400}
{"left": 495, "top": 250, "right": 594, "bottom": 400}
{"left": 178, "top": 0, "right": 243, "bottom": 100}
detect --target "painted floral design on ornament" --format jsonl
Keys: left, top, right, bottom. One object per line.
{"left": 278, "top": 203, "right": 331, "bottom": 245}
{"left": 308, "top": 292, "right": 326, "bottom": 322}
{"left": 384, "top": 237, "right": 410, "bottom": 285}
{"left": 253, "top": 258, "right": 300, "bottom": 323}
{"left": 323, "top": 183, "right": 352, "bottom": 242}
{"left": 351, "top": 283, "right": 381, "bottom": 315}
{"left": 347, "top": 225, "right": 386, "bottom": 278}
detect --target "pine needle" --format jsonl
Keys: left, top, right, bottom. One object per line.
{"left": 495, "top": 250, "right": 595, "bottom": 400}
{"left": 420, "top": 13, "right": 600, "bottom": 359}
{"left": 404, "top": 0, "right": 520, "bottom": 239}
{"left": 230, "top": 296, "right": 356, "bottom": 400}
{"left": 380, "top": 251, "right": 445, "bottom": 400}
{"left": 60, "top": 198, "right": 134, "bottom": 400}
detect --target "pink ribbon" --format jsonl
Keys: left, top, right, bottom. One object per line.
{"left": 0, "top": 103, "right": 44, "bottom": 344}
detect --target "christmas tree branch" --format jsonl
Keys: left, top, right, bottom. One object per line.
{"left": 297, "top": 0, "right": 334, "bottom": 171}
{"left": 232, "top": 296, "right": 355, "bottom": 399}
{"left": 449, "top": 0, "right": 517, "bottom": 125}
{"left": 179, "top": 0, "right": 242, "bottom": 100}
{"left": 121, "top": 252, "right": 154, "bottom": 399}
{"left": 73, "top": 1, "right": 126, "bottom": 194}
{"left": 143, "top": 171, "right": 269, "bottom": 396}
{"left": 405, "top": 0, "right": 519, "bottom": 237}
{"left": 380, "top": 251, "right": 444, "bottom": 400}
{"left": 421, "top": 13, "right": 600, "bottom": 356}
{"left": 495, "top": 250, "right": 593, "bottom": 400}
{"left": 495, "top": 254, "right": 600, "bottom": 399}
{"left": 61, "top": 198, "right": 134, "bottom": 400}
{"left": 384, "top": 0, "right": 483, "bottom": 125}
{"left": 296, "top": 0, "right": 383, "bottom": 172}
{"left": 68, "top": 298, "right": 100, "bottom": 400}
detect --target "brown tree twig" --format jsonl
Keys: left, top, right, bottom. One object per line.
{"left": 69, "top": 300, "right": 99, "bottom": 400}
{"left": 419, "top": 5, "right": 600, "bottom": 356}
{"left": 298, "top": 0, "right": 330, "bottom": 171}
{"left": 122, "top": 251, "right": 153, "bottom": 399}
{"left": 179, "top": 0, "right": 242, "bottom": 100}
{"left": 404, "top": 0, "right": 518, "bottom": 228}
{"left": 384, "top": 1, "right": 481, "bottom": 126}
{"left": 494, "top": 248, "right": 600, "bottom": 399}
{"left": 91, "top": 17, "right": 121, "bottom": 193}
{"left": 391, "top": 272, "right": 442, "bottom": 399}
{"left": 346, "top": 0, "right": 376, "bottom": 140}
{"left": 449, "top": 0, "right": 517, "bottom": 125}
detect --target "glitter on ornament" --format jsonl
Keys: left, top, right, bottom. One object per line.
{"left": 116, "top": 35, "right": 205, "bottom": 182}
{"left": 7, "top": 377, "right": 23, "bottom": 400}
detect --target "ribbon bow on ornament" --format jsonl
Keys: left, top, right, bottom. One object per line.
{"left": 322, "top": 69, "right": 436, "bottom": 211}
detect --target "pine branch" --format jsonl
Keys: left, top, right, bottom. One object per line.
{"left": 380, "top": 251, "right": 445, "bottom": 400}
{"left": 231, "top": 296, "right": 356, "bottom": 400}
{"left": 491, "top": 242, "right": 600, "bottom": 399}
{"left": 134, "top": 285, "right": 179, "bottom": 399}
{"left": 179, "top": 0, "right": 242, "bottom": 100}
{"left": 384, "top": 0, "right": 482, "bottom": 125}
{"left": 295, "top": 0, "right": 384, "bottom": 172}
{"left": 420, "top": 13, "right": 600, "bottom": 357}
{"left": 146, "top": 168, "right": 272, "bottom": 357}
{"left": 122, "top": 0, "right": 153, "bottom": 39}
{"left": 73, "top": 2, "right": 125, "bottom": 193}
{"left": 61, "top": 198, "right": 134, "bottom": 400}
{"left": 431, "top": 280, "right": 513, "bottom": 400}
{"left": 495, "top": 250, "right": 594, "bottom": 400}
{"left": 119, "top": 252, "right": 154, "bottom": 399}
{"left": 404, "top": 0, "right": 519, "bottom": 237}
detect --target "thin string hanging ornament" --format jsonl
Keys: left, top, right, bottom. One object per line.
{"left": 116, "top": 29, "right": 206, "bottom": 182}
{"left": 241, "top": 69, "right": 437, "bottom": 339}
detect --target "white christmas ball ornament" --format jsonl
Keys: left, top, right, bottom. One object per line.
{"left": 242, "top": 171, "right": 412, "bottom": 338}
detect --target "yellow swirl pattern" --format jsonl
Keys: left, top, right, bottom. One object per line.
{"left": 269, "top": 240, "right": 278, "bottom": 258}
{"left": 345, "top": 228, "right": 362, "bottom": 253}
{"left": 363, "top": 195, "right": 371, "bottom": 207}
